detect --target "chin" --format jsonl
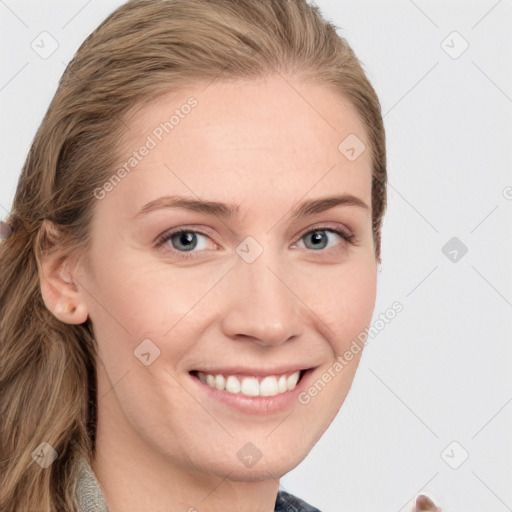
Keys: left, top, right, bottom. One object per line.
{"left": 210, "top": 454, "right": 307, "bottom": 483}
{"left": 182, "top": 437, "right": 314, "bottom": 483}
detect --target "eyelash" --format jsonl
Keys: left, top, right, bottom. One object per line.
{"left": 155, "top": 226, "right": 356, "bottom": 260}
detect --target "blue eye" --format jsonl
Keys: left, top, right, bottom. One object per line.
{"left": 296, "top": 228, "right": 353, "bottom": 251}
{"left": 303, "top": 230, "right": 331, "bottom": 250}
{"left": 159, "top": 230, "right": 210, "bottom": 252}
{"left": 155, "top": 225, "right": 355, "bottom": 260}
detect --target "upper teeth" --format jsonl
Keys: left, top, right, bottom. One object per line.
{"left": 198, "top": 371, "right": 301, "bottom": 397}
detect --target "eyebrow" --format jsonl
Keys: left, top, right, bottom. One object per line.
{"left": 134, "top": 193, "right": 369, "bottom": 220}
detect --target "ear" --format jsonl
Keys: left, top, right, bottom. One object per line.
{"left": 36, "top": 221, "right": 89, "bottom": 325}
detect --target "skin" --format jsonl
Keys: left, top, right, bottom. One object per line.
{"left": 40, "top": 75, "right": 377, "bottom": 512}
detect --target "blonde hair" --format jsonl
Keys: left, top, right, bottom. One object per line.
{"left": 0, "top": 1, "right": 386, "bottom": 510}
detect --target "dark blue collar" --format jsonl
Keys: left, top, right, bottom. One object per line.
{"left": 275, "top": 490, "right": 322, "bottom": 512}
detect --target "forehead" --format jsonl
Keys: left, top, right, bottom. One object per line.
{"left": 107, "top": 76, "right": 372, "bottom": 214}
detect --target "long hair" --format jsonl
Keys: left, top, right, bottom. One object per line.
{"left": 0, "top": 1, "right": 386, "bottom": 510}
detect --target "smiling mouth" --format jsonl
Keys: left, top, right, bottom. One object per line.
{"left": 189, "top": 369, "right": 306, "bottom": 398}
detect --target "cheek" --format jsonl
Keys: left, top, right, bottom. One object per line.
{"left": 297, "top": 255, "right": 377, "bottom": 352}
{"left": 340, "top": 263, "right": 377, "bottom": 337}
{"left": 84, "top": 244, "right": 206, "bottom": 335}
{"left": 83, "top": 246, "right": 229, "bottom": 383}
{"left": 294, "top": 260, "right": 376, "bottom": 430}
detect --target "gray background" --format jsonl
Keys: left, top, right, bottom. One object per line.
{"left": 1, "top": 1, "right": 511, "bottom": 511}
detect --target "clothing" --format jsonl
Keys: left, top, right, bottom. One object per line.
{"left": 76, "top": 459, "right": 321, "bottom": 512}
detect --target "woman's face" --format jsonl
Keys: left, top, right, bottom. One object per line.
{"left": 78, "top": 75, "right": 377, "bottom": 480}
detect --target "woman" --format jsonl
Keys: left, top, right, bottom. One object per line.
{"left": 0, "top": 1, "right": 439, "bottom": 511}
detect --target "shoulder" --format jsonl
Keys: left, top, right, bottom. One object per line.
{"left": 275, "top": 489, "right": 323, "bottom": 512}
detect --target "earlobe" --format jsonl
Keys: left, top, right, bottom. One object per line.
{"left": 37, "top": 225, "right": 89, "bottom": 325}
{"left": 53, "top": 301, "right": 89, "bottom": 325}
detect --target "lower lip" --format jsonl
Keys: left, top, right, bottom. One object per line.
{"left": 189, "top": 370, "right": 313, "bottom": 415}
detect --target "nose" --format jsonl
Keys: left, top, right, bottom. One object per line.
{"left": 219, "top": 249, "right": 303, "bottom": 348}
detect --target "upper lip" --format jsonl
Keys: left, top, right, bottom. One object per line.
{"left": 190, "top": 365, "right": 313, "bottom": 377}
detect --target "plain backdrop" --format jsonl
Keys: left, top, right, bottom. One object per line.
{"left": 1, "top": 1, "right": 511, "bottom": 511}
